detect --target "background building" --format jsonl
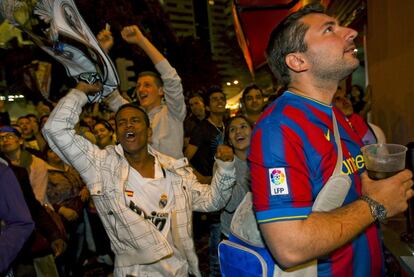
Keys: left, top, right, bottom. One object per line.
{"left": 161, "top": 0, "right": 270, "bottom": 98}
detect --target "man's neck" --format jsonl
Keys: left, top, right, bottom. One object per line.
{"left": 144, "top": 100, "right": 162, "bottom": 113}
{"left": 235, "top": 149, "right": 247, "bottom": 161}
{"left": 245, "top": 112, "right": 261, "bottom": 123}
{"left": 195, "top": 113, "right": 205, "bottom": 121}
{"left": 22, "top": 133, "right": 34, "bottom": 139}
{"left": 126, "top": 151, "right": 155, "bottom": 179}
{"left": 208, "top": 113, "right": 224, "bottom": 127}
{"left": 5, "top": 148, "right": 21, "bottom": 165}
{"left": 289, "top": 78, "right": 338, "bottom": 105}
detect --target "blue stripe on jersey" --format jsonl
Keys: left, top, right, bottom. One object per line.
{"left": 353, "top": 233, "right": 370, "bottom": 276}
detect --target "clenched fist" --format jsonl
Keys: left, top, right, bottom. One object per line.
{"left": 121, "top": 25, "right": 145, "bottom": 46}
{"left": 215, "top": 144, "right": 234, "bottom": 162}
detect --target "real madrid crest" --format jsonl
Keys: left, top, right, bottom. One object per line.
{"left": 159, "top": 193, "right": 168, "bottom": 208}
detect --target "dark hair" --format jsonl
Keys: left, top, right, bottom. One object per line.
{"left": 188, "top": 93, "right": 205, "bottom": 104}
{"left": 206, "top": 86, "right": 225, "bottom": 106}
{"left": 115, "top": 103, "right": 150, "bottom": 128}
{"left": 266, "top": 3, "right": 325, "bottom": 86}
{"left": 93, "top": 119, "right": 114, "bottom": 133}
{"left": 17, "top": 116, "right": 29, "bottom": 122}
{"left": 224, "top": 115, "right": 251, "bottom": 146}
{"left": 26, "top": 114, "right": 38, "bottom": 122}
{"left": 138, "top": 71, "right": 163, "bottom": 88}
{"left": 39, "top": 114, "right": 49, "bottom": 123}
{"left": 241, "top": 84, "right": 263, "bottom": 102}
{"left": 78, "top": 119, "right": 92, "bottom": 131}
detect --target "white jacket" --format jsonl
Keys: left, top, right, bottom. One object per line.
{"left": 43, "top": 89, "right": 235, "bottom": 276}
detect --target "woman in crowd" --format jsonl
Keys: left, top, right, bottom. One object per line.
{"left": 93, "top": 120, "right": 115, "bottom": 149}
{"left": 220, "top": 115, "right": 252, "bottom": 238}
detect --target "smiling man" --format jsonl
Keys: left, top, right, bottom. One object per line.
{"left": 184, "top": 87, "right": 228, "bottom": 276}
{"left": 240, "top": 84, "right": 265, "bottom": 126}
{"left": 118, "top": 25, "right": 186, "bottom": 159}
{"left": 249, "top": 3, "right": 413, "bottom": 276}
{"left": 42, "top": 80, "right": 236, "bottom": 277}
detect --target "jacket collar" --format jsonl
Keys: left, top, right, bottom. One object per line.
{"left": 114, "top": 144, "right": 188, "bottom": 171}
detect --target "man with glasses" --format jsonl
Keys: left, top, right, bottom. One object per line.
{"left": 0, "top": 126, "right": 49, "bottom": 205}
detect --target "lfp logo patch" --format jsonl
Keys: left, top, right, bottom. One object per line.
{"left": 269, "top": 168, "right": 289, "bottom": 196}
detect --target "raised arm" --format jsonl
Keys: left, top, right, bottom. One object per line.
{"left": 121, "top": 25, "right": 164, "bottom": 64}
{"left": 42, "top": 82, "right": 106, "bottom": 187}
{"left": 97, "top": 29, "right": 114, "bottom": 54}
{"left": 121, "top": 25, "right": 185, "bottom": 121}
{"left": 191, "top": 144, "right": 236, "bottom": 211}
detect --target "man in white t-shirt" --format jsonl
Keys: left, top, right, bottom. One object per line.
{"left": 43, "top": 81, "right": 236, "bottom": 276}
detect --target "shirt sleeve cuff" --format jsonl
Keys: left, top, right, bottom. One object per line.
{"left": 256, "top": 206, "right": 312, "bottom": 224}
{"left": 215, "top": 158, "right": 235, "bottom": 173}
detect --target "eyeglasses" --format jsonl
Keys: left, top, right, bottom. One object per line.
{"left": 0, "top": 134, "right": 18, "bottom": 142}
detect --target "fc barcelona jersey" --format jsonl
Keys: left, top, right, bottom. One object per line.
{"left": 249, "top": 91, "right": 384, "bottom": 277}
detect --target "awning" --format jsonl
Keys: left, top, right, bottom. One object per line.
{"left": 233, "top": 0, "right": 331, "bottom": 76}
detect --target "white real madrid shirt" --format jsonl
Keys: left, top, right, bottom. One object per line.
{"left": 118, "top": 153, "right": 188, "bottom": 277}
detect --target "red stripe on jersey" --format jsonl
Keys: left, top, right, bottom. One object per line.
{"left": 334, "top": 109, "right": 364, "bottom": 148}
{"left": 250, "top": 128, "right": 270, "bottom": 212}
{"left": 331, "top": 243, "right": 354, "bottom": 276}
{"left": 283, "top": 105, "right": 336, "bottom": 185}
{"left": 366, "top": 224, "right": 383, "bottom": 276}
{"left": 282, "top": 125, "right": 312, "bottom": 207}
{"left": 306, "top": 103, "right": 332, "bottom": 128}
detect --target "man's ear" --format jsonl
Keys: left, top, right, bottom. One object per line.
{"left": 147, "top": 127, "right": 153, "bottom": 143}
{"left": 285, "top": 53, "right": 308, "bottom": 73}
{"left": 158, "top": 87, "right": 164, "bottom": 97}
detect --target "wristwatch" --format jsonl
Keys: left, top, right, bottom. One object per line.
{"left": 360, "top": 195, "right": 387, "bottom": 222}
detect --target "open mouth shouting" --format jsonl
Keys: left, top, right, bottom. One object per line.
{"left": 125, "top": 131, "right": 136, "bottom": 141}
{"left": 236, "top": 135, "right": 246, "bottom": 143}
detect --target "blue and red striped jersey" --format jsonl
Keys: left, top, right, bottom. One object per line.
{"left": 249, "top": 91, "right": 384, "bottom": 277}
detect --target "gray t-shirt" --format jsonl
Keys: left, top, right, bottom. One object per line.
{"left": 220, "top": 155, "right": 250, "bottom": 237}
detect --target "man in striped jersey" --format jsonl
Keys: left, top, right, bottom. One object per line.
{"left": 249, "top": 3, "right": 413, "bottom": 276}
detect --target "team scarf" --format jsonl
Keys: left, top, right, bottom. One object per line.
{"left": 0, "top": 0, "right": 119, "bottom": 103}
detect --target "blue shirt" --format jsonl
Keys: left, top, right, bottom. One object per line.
{"left": 0, "top": 162, "right": 34, "bottom": 273}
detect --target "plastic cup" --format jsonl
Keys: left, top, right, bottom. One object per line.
{"left": 361, "top": 143, "right": 407, "bottom": 180}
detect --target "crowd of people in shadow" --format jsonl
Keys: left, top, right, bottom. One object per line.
{"left": 3, "top": 3, "right": 408, "bottom": 277}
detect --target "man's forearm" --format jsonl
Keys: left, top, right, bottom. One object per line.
{"left": 260, "top": 199, "right": 374, "bottom": 268}
{"left": 136, "top": 37, "right": 164, "bottom": 65}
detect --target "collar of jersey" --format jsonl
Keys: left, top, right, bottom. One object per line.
{"left": 285, "top": 91, "right": 333, "bottom": 109}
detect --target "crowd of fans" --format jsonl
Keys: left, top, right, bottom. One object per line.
{"left": 0, "top": 6, "right": 387, "bottom": 277}
{"left": 0, "top": 77, "right": 376, "bottom": 277}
